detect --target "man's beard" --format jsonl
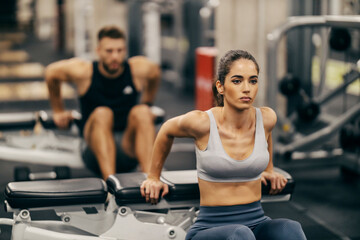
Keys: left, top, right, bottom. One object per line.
{"left": 102, "top": 61, "right": 122, "bottom": 75}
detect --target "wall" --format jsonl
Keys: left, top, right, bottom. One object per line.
{"left": 63, "top": 0, "right": 127, "bottom": 60}
{"left": 215, "top": 0, "right": 288, "bottom": 107}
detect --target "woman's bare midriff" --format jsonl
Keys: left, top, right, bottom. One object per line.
{"left": 198, "top": 178, "right": 262, "bottom": 206}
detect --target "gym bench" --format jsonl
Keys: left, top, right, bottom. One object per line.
{"left": 2, "top": 168, "right": 294, "bottom": 240}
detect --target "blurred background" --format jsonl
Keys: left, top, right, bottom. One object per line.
{"left": 0, "top": 0, "right": 360, "bottom": 239}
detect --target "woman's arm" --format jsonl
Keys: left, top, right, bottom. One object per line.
{"left": 140, "top": 110, "right": 209, "bottom": 204}
{"left": 128, "top": 56, "right": 161, "bottom": 106}
{"left": 260, "top": 107, "right": 287, "bottom": 194}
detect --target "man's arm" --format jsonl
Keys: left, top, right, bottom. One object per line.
{"left": 141, "top": 61, "right": 161, "bottom": 105}
{"left": 45, "top": 60, "right": 69, "bottom": 113}
{"left": 45, "top": 58, "right": 89, "bottom": 128}
{"left": 129, "top": 56, "right": 161, "bottom": 106}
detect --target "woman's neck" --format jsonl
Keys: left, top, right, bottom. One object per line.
{"left": 219, "top": 105, "right": 254, "bottom": 130}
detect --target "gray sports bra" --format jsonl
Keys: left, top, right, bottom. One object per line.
{"left": 196, "top": 108, "right": 269, "bottom": 182}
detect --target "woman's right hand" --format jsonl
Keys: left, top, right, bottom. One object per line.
{"left": 140, "top": 178, "right": 169, "bottom": 205}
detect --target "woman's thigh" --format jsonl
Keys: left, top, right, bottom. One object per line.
{"left": 190, "top": 224, "right": 256, "bottom": 240}
{"left": 252, "top": 218, "right": 307, "bottom": 240}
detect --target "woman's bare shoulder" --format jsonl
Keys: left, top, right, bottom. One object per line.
{"left": 259, "top": 107, "right": 277, "bottom": 131}
{"left": 180, "top": 110, "right": 210, "bottom": 131}
{"left": 165, "top": 109, "right": 209, "bottom": 139}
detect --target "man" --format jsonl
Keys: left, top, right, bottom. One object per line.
{"left": 45, "top": 25, "right": 161, "bottom": 179}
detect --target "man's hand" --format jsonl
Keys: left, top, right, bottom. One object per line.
{"left": 261, "top": 170, "right": 288, "bottom": 195}
{"left": 53, "top": 111, "right": 73, "bottom": 129}
{"left": 140, "top": 178, "right": 169, "bottom": 205}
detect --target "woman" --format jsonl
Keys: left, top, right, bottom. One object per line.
{"left": 140, "top": 50, "right": 306, "bottom": 240}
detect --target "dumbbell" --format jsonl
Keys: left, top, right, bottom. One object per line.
{"left": 38, "top": 110, "right": 82, "bottom": 129}
{"left": 296, "top": 88, "right": 321, "bottom": 122}
{"left": 279, "top": 74, "right": 301, "bottom": 97}
{"left": 279, "top": 74, "right": 320, "bottom": 122}
{"left": 329, "top": 27, "right": 351, "bottom": 52}
{"left": 14, "top": 166, "right": 71, "bottom": 181}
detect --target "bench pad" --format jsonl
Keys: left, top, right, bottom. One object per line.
{"left": 106, "top": 169, "right": 295, "bottom": 206}
{"left": 4, "top": 169, "right": 295, "bottom": 209}
{"left": 5, "top": 178, "right": 107, "bottom": 209}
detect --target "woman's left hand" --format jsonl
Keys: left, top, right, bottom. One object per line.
{"left": 261, "top": 171, "right": 288, "bottom": 195}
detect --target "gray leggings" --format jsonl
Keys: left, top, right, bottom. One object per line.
{"left": 186, "top": 201, "right": 306, "bottom": 240}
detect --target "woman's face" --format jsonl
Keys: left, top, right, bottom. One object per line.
{"left": 218, "top": 59, "right": 259, "bottom": 110}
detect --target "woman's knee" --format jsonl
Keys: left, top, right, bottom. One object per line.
{"left": 281, "top": 219, "right": 306, "bottom": 239}
{"left": 278, "top": 219, "right": 304, "bottom": 233}
{"left": 285, "top": 219, "right": 302, "bottom": 229}
{"left": 228, "top": 225, "right": 255, "bottom": 240}
{"left": 255, "top": 219, "right": 306, "bottom": 240}
{"left": 190, "top": 225, "right": 255, "bottom": 240}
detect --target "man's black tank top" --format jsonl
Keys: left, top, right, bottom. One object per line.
{"left": 78, "top": 61, "right": 139, "bottom": 135}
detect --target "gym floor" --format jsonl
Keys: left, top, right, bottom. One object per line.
{"left": 0, "top": 32, "right": 360, "bottom": 240}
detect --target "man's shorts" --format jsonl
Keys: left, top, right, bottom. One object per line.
{"left": 81, "top": 132, "right": 138, "bottom": 175}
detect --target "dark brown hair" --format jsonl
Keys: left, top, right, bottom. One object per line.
{"left": 98, "top": 26, "right": 126, "bottom": 41}
{"left": 213, "top": 50, "right": 259, "bottom": 106}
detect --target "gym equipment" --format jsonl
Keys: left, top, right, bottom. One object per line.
{"left": 14, "top": 166, "right": 71, "bottom": 181}
{"left": 0, "top": 167, "right": 294, "bottom": 240}
{"left": 0, "top": 110, "right": 82, "bottom": 150}
{"left": 195, "top": 47, "right": 218, "bottom": 111}
{"left": 277, "top": 69, "right": 360, "bottom": 156}
{"left": 279, "top": 74, "right": 301, "bottom": 97}
{"left": 0, "top": 110, "right": 85, "bottom": 172}
{"left": 279, "top": 75, "right": 320, "bottom": 122}
{"left": 0, "top": 109, "right": 81, "bottom": 130}
{"left": 279, "top": 69, "right": 360, "bottom": 123}
{"left": 266, "top": 15, "right": 360, "bottom": 160}
{"left": 339, "top": 117, "right": 360, "bottom": 177}
{"left": 329, "top": 27, "right": 351, "bottom": 52}
{"left": 0, "top": 106, "right": 166, "bottom": 181}
{"left": 339, "top": 119, "right": 360, "bottom": 152}
{"left": 0, "top": 107, "right": 164, "bottom": 131}
{"left": 296, "top": 100, "right": 320, "bottom": 122}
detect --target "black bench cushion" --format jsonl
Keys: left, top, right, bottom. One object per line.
{"left": 5, "top": 178, "right": 108, "bottom": 209}
{"left": 106, "top": 170, "right": 201, "bottom": 205}
{"left": 106, "top": 170, "right": 295, "bottom": 205}
{"left": 106, "top": 172, "right": 148, "bottom": 205}
{"left": 160, "top": 170, "right": 200, "bottom": 201}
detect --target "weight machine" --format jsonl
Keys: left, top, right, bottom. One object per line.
{"left": 266, "top": 16, "right": 360, "bottom": 166}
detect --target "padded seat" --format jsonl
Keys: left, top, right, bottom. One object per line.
{"left": 5, "top": 178, "right": 107, "bottom": 209}
{"left": 106, "top": 170, "right": 201, "bottom": 205}
{"left": 106, "top": 169, "right": 295, "bottom": 206}
{"left": 106, "top": 172, "right": 149, "bottom": 205}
